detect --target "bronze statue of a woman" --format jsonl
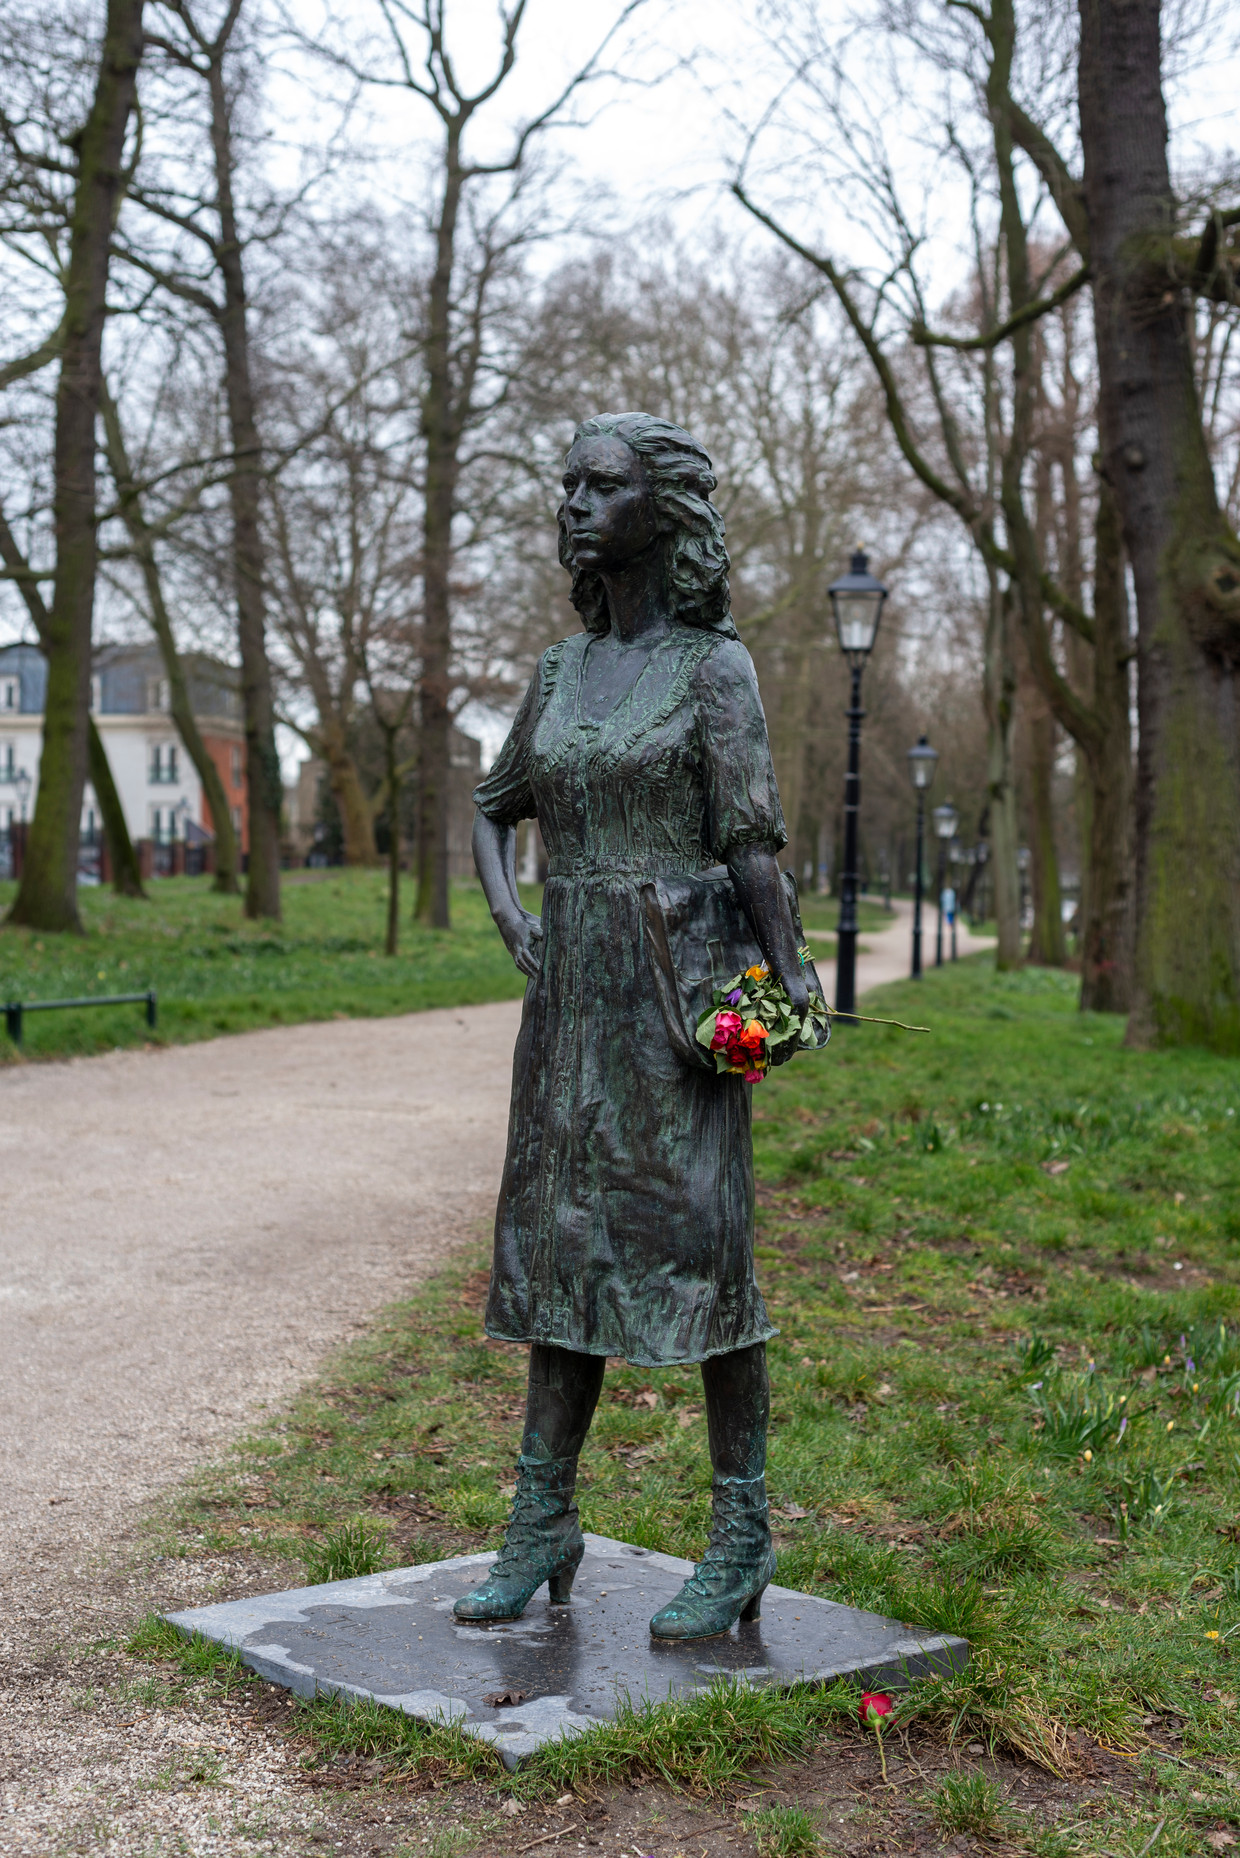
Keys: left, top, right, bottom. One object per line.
{"left": 458, "top": 412, "right": 809, "bottom": 1641}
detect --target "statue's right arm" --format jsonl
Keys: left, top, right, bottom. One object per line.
{"left": 473, "top": 810, "right": 543, "bottom": 978}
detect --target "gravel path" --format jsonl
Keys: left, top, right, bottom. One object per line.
{"left": 0, "top": 999, "right": 523, "bottom": 1584}
{"left": 0, "top": 912, "right": 990, "bottom": 1855}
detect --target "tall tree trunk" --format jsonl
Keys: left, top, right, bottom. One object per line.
{"left": 1078, "top": 480, "right": 1135, "bottom": 1009}
{"left": 415, "top": 132, "right": 465, "bottom": 931}
{"left": 319, "top": 722, "right": 378, "bottom": 867}
{"left": 383, "top": 727, "right": 401, "bottom": 956}
{"left": 101, "top": 388, "right": 240, "bottom": 894}
{"left": 1020, "top": 664, "right": 1067, "bottom": 964}
{"left": 87, "top": 719, "right": 145, "bottom": 898}
{"left": 985, "top": 575, "right": 1023, "bottom": 966}
{"left": 207, "top": 59, "right": 282, "bottom": 921}
{"left": 988, "top": 0, "right": 1064, "bottom": 968}
{"left": 6, "top": 0, "right": 145, "bottom": 932}
{"left": 0, "top": 504, "right": 145, "bottom": 900}
{"left": 1080, "top": 0, "right": 1240, "bottom": 1050}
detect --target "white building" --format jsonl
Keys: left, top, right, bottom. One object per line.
{"left": 0, "top": 641, "right": 248, "bottom": 851}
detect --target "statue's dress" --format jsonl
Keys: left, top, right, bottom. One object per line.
{"left": 474, "top": 626, "right": 786, "bottom": 1366}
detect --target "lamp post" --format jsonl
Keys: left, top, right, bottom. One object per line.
{"left": 828, "top": 550, "right": 888, "bottom": 1019}
{"left": 949, "top": 840, "right": 962, "bottom": 960}
{"left": 906, "top": 735, "right": 939, "bottom": 978}
{"left": 932, "top": 801, "right": 958, "bottom": 968}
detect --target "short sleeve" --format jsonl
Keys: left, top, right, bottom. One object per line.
{"left": 472, "top": 669, "right": 540, "bottom": 828}
{"left": 695, "top": 638, "right": 788, "bottom": 859}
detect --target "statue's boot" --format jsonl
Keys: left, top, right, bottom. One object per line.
{"left": 454, "top": 1344, "right": 604, "bottom": 1622}
{"left": 649, "top": 1342, "right": 776, "bottom": 1641}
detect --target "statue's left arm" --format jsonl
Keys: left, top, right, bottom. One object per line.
{"left": 727, "top": 845, "right": 811, "bottom": 1035}
{"left": 699, "top": 639, "right": 809, "bottom": 1046}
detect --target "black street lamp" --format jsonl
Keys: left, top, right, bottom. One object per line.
{"left": 932, "top": 801, "right": 958, "bottom": 968}
{"left": 828, "top": 550, "right": 888, "bottom": 1018}
{"left": 949, "top": 839, "right": 962, "bottom": 960}
{"left": 906, "top": 735, "right": 939, "bottom": 978}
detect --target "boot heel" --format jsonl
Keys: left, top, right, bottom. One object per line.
{"left": 547, "top": 1541, "right": 584, "bottom": 1604}
{"left": 739, "top": 1583, "right": 767, "bottom": 1623}
{"left": 547, "top": 1564, "right": 577, "bottom": 1604}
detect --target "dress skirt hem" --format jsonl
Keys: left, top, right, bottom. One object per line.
{"left": 483, "top": 1321, "right": 779, "bottom": 1368}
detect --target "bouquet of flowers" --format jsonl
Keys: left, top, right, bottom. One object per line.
{"left": 695, "top": 957, "right": 829, "bottom": 1083}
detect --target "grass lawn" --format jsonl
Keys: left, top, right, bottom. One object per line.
{"left": 127, "top": 956, "right": 1240, "bottom": 1855}
{"left": 0, "top": 870, "right": 536, "bottom": 1062}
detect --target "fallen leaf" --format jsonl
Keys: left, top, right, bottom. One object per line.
{"left": 1041, "top": 1159, "right": 1071, "bottom": 1176}
{"left": 499, "top": 1798, "right": 525, "bottom": 1817}
{"left": 634, "top": 1390, "right": 659, "bottom": 1410}
{"left": 774, "top": 1503, "right": 811, "bottom": 1520}
{"left": 1205, "top": 1832, "right": 1236, "bottom": 1851}
{"left": 677, "top": 1407, "right": 701, "bottom": 1429}
{"left": 484, "top": 1689, "right": 529, "bottom": 1708}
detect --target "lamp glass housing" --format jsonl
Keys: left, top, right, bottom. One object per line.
{"left": 828, "top": 550, "right": 887, "bottom": 661}
{"left": 15, "top": 769, "right": 31, "bottom": 806}
{"left": 933, "top": 801, "right": 958, "bottom": 841}
{"left": 907, "top": 734, "right": 939, "bottom": 792}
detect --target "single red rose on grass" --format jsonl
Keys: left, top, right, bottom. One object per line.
{"left": 859, "top": 1691, "right": 894, "bottom": 1727}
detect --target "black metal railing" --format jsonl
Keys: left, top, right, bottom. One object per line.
{"left": 4, "top": 990, "right": 157, "bottom": 1047}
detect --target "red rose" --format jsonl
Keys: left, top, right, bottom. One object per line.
{"left": 859, "top": 1691, "right": 894, "bottom": 1727}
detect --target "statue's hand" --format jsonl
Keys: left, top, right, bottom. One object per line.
{"left": 499, "top": 907, "right": 543, "bottom": 978}
{"left": 769, "top": 967, "right": 811, "bottom": 1066}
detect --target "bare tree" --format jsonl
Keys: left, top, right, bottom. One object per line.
{"left": 1, "top": 0, "right": 146, "bottom": 931}
{"left": 1076, "top": 0, "right": 1240, "bottom": 1049}
{"left": 122, "top": 0, "right": 285, "bottom": 919}
{"left": 312, "top": 0, "right": 645, "bottom": 928}
{"left": 733, "top": 0, "right": 1142, "bottom": 996}
{"left": 263, "top": 236, "right": 426, "bottom": 869}
{"left": 0, "top": 507, "right": 146, "bottom": 897}
{"left": 100, "top": 384, "right": 242, "bottom": 891}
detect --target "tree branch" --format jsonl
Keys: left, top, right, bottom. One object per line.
{"left": 912, "top": 263, "right": 1090, "bottom": 350}
{"left": 1007, "top": 100, "right": 1089, "bottom": 258}
{"left": 0, "top": 315, "right": 66, "bottom": 393}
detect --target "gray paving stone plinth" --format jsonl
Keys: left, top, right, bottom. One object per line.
{"left": 165, "top": 1533, "right": 967, "bottom": 1766}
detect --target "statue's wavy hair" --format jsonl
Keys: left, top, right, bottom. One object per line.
{"left": 557, "top": 412, "right": 734, "bottom": 635}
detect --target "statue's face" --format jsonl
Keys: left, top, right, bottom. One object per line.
{"left": 561, "top": 435, "right": 659, "bottom": 573}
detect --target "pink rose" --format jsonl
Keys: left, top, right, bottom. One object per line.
{"left": 711, "top": 1011, "right": 743, "bottom": 1050}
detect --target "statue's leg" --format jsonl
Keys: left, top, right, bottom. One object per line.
{"left": 453, "top": 1345, "right": 605, "bottom": 1621}
{"left": 648, "top": 1342, "right": 776, "bottom": 1640}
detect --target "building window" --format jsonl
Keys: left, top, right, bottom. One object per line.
{"left": 1, "top": 678, "right": 18, "bottom": 712}
{"left": 0, "top": 743, "right": 14, "bottom": 782}
{"left": 146, "top": 677, "right": 171, "bottom": 714}
{"left": 231, "top": 806, "right": 242, "bottom": 833}
{"left": 149, "top": 742, "right": 179, "bottom": 784}
{"left": 90, "top": 674, "right": 102, "bottom": 713}
{"left": 231, "top": 745, "right": 242, "bottom": 788}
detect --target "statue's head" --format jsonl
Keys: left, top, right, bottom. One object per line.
{"left": 557, "top": 412, "right": 732, "bottom": 635}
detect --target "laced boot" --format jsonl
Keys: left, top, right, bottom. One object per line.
{"left": 453, "top": 1345, "right": 603, "bottom": 1623}
{"left": 648, "top": 1472, "right": 776, "bottom": 1640}
{"left": 453, "top": 1452, "right": 584, "bottom": 1619}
